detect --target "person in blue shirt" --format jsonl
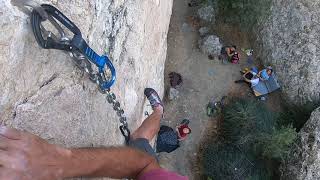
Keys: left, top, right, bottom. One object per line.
{"left": 258, "top": 66, "right": 273, "bottom": 81}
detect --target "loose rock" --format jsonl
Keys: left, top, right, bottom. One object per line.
{"left": 280, "top": 107, "right": 320, "bottom": 180}
{"left": 169, "top": 87, "right": 179, "bottom": 100}
{"left": 198, "top": 35, "right": 222, "bottom": 57}
{"left": 199, "top": 27, "right": 209, "bottom": 36}
{"left": 198, "top": 5, "right": 215, "bottom": 23}
{"left": 181, "top": 22, "right": 193, "bottom": 33}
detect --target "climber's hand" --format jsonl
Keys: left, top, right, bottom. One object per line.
{"left": 0, "top": 126, "right": 70, "bottom": 180}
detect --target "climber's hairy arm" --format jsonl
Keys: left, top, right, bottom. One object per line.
{"left": 0, "top": 126, "right": 160, "bottom": 180}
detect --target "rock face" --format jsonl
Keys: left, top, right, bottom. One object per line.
{"left": 254, "top": 0, "right": 320, "bottom": 104}
{"left": 280, "top": 107, "right": 320, "bottom": 180}
{"left": 0, "top": 0, "right": 172, "bottom": 153}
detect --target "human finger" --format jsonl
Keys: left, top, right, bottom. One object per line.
{"left": 0, "top": 126, "right": 22, "bottom": 140}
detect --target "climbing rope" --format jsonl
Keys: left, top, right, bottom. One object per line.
{"left": 13, "top": 2, "right": 130, "bottom": 144}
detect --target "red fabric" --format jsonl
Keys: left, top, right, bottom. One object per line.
{"left": 139, "top": 169, "right": 188, "bottom": 180}
{"left": 178, "top": 124, "right": 190, "bottom": 138}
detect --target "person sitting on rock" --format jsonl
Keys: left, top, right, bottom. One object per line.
{"left": 258, "top": 66, "right": 273, "bottom": 81}
{"left": 219, "top": 45, "right": 238, "bottom": 63}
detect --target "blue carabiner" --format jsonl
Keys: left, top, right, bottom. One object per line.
{"left": 98, "top": 55, "right": 116, "bottom": 90}
{"left": 72, "top": 36, "right": 116, "bottom": 90}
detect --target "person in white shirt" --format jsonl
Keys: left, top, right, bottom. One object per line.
{"left": 235, "top": 71, "right": 260, "bottom": 87}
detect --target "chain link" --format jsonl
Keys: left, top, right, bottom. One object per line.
{"left": 70, "top": 51, "right": 131, "bottom": 144}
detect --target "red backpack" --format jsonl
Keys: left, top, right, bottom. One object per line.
{"left": 231, "top": 52, "right": 240, "bottom": 64}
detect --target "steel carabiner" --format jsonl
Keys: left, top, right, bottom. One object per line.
{"left": 30, "top": 4, "right": 116, "bottom": 90}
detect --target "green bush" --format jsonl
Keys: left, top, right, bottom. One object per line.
{"left": 260, "top": 126, "right": 297, "bottom": 160}
{"left": 222, "top": 99, "right": 278, "bottom": 151}
{"left": 278, "top": 102, "right": 319, "bottom": 131}
{"left": 221, "top": 98, "right": 297, "bottom": 160}
{"left": 214, "top": 0, "right": 272, "bottom": 31}
{"left": 203, "top": 141, "right": 271, "bottom": 180}
{"left": 201, "top": 98, "right": 297, "bottom": 180}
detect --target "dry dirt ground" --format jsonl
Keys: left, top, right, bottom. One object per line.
{"left": 158, "top": 0, "right": 254, "bottom": 179}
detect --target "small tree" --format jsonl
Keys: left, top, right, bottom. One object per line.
{"left": 278, "top": 102, "right": 319, "bottom": 131}
{"left": 260, "top": 126, "right": 297, "bottom": 160}
{"left": 202, "top": 140, "right": 271, "bottom": 180}
{"left": 201, "top": 98, "right": 298, "bottom": 180}
{"left": 222, "top": 99, "right": 277, "bottom": 150}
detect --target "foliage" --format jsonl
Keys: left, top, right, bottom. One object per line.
{"left": 221, "top": 98, "right": 297, "bottom": 160}
{"left": 203, "top": 141, "right": 271, "bottom": 180}
{"left": 222, "top": 99, "right": 278, "bottom": 153}
{"left": 201, "top": 98, "right": 298, "bottom": 180}
{"left": 260, "top": 126, "right": 297, "bottom": 160}
{"left": 278, "top": 102, "right": 319, "bottom": 131}
{"left": 215, "top": 0, "right": 272, "bottom": 31}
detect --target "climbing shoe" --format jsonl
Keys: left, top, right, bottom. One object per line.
{"left": 144, "top": 88, "right": 164, "bottom": 110}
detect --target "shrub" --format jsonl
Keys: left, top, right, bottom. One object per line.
{"left": 222, "top": 99, "right": 277, "bottom": 151}
{"left": 278, "top": 102, "right": 319, "bottom": 131}
{"left": 216, "top": 0, "right": 272, "bottom": 30}
{"left": 260, "top": 126, "right": 297, "bottom": 160}
{"left": 201, "top": 98, "right": 297, "bottom": 180}
{"left": 203, "top": 141, "right": 271, "bottom": 180}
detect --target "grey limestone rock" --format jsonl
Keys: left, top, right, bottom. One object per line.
{"left": 169, "top": 87, "right": 179, "bottom": 100}
{"left": 280, "top": 107, "right": 320, "bottom": 180}
{"left": 181, "top": 22, "right": 193, "bottom": 33}
{"left": 199, "top": 26, "right": 210, "bottom": 36}
{"left": 254, "top": 0, "right": 320, "bottom": 104}
{"left": 198, "top": 5, "right": 215, "bottom": 23}
{"left": 0, "top": 0, "right": 173, "bottom": 169}
{"left": 198, "top": 35, "right": 222, "bottom": 56}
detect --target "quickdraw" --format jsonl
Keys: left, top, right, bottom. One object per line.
{"left": 12, "top": 1, "right": 130, "bottom": 144}
{"left": 31, "top": 4, "right": 116, "bottom": 90}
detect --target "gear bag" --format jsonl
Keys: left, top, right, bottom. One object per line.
{"left": 156, "top": 125, "right": 180, "bottom": 153}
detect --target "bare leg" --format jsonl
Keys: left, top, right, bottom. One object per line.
{"left": 130, "top": 106, "right": 163, "bottom": 142}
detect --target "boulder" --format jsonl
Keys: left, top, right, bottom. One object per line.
{"left": 254, "top": 0, "right": 320, "bottom": 104}
{"left": 169, "top": 87, "right": 179, "bottom": 100}
{"left": 198, "top": 35, "right": 222, "bottom": 56}
{"left": 281, "top": 107, "right": 320, "bottom": 180}
{"left": 199, "top": 27, "right": 210, "bottom": 36}
{"left": 0, "top": 0, "right": 172, "bottom": 159}
{"left": 181, "top": 22, "right": 193, "bottom": 33}
{"left": 197, "top": 5, "right": 215, "bottom": 23}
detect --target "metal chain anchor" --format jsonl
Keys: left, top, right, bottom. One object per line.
{"left": 81, "top": 62, "right": 131, "bottom": 144}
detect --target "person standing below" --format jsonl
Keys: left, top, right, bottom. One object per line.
{"left": 176, "top": 119, "right": 192, "bottom": 141}
{"left": 0, "top": 88, "right": 188, "bottom": 180}
{"left": 220, "top": 45, "right": 240, "bottom": 64}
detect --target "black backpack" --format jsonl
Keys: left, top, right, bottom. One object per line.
{"left": 156, "top": 125, "right": 180, "bottom": 153}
